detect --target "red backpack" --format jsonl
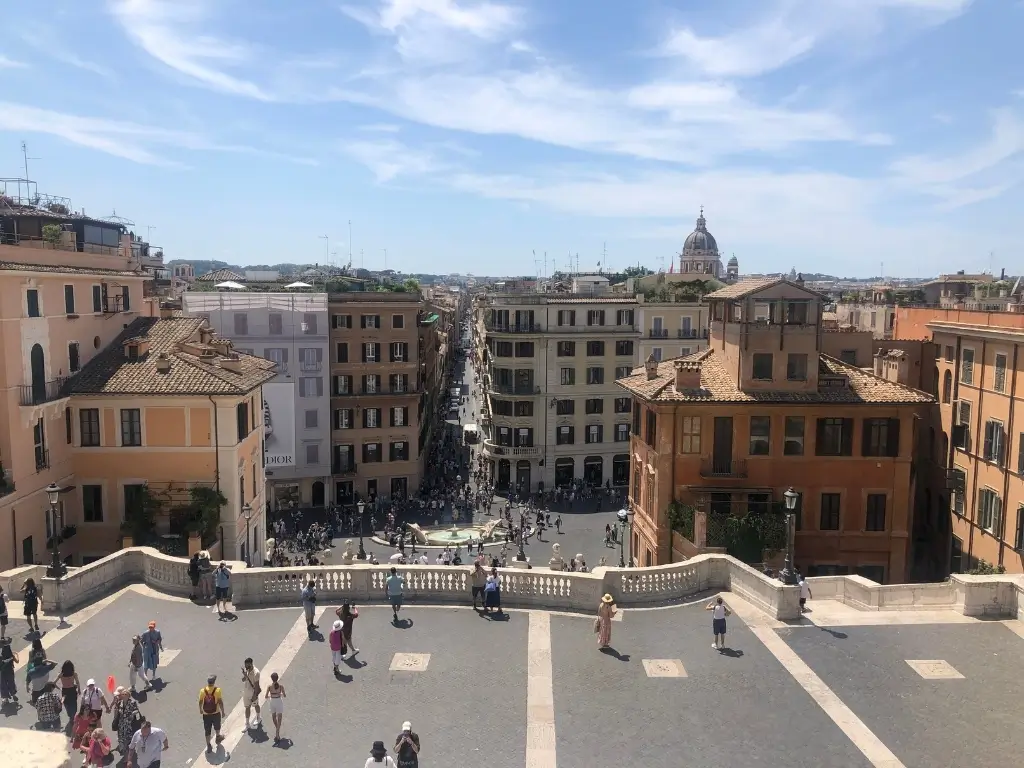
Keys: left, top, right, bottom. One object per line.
{"left": 201, "top": 687, "right": 219, "bottom": 714}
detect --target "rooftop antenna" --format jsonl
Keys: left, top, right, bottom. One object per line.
{"left": 382, "top": 248, "right": 388, "bottom": 271}
{"left": 21, "top": 141, "right": 39, "bottom": 181}
{"left": 146, "top": 225, "right": 157, "bottom": 242}
{"left": 544, "top": 251, "right": 547, "bottom": 278}
{"left": 348, "top": 220, "right": 353, "bottom": 263}
{"left": 319, "top": 235, "right": 329, "bottom": 266}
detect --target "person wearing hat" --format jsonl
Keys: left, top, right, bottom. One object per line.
{"left": 328, "top": 620, "right": 347, "bottom": 674}
{"left": 80, "top": 677, "right": 110, "bottom": 720}
{"left": 364, "top": 740, "right": 397, "bottom": 767}
{"left": 595, "top": 594, "right": 617, "bottom": 649}
{"left": 197, "top": 674, "right": 224, "bottom": 752}
{"left": 394, "top": 720, "right": 420, "bottom": 768}
{"left": 140, "top": 621, "right": 163, "bottom": 689}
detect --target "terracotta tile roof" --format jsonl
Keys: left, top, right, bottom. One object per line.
{"left": 67, "top": 317, "right": 276, "bottom": 396}
{"left": 195, "top": 268, "right": 244, "bottom": 282}
{"left": 705, "top": 278, "right": 824, "bottom": 300}
{"left": 0, "top": 261, "right": 143, "bottom": 277}
{"left": 617, "top": 348, "right": 933, "bottom": 405}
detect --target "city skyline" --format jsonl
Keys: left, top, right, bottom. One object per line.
{"left": 1, "top": 0, "right": 1021, "bottom": 277}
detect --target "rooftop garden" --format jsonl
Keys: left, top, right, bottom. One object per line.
{"left": 643, "top": 277, "right": 723, "bottom": 303}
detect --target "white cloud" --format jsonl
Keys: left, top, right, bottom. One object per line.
{"left": 662, "top": 20, "right": 816, "bottom": 78}
{"left": 0, "top": 54, "right": 27, "bottom": 69}
{"left": 358, "top": 123, "right": 403, "bottom": 133}
{"left": 341, "top": 138, "right": 442, "bottom": 181}
{"left": 19, "top": 29, "right": 114, "bottom": 78}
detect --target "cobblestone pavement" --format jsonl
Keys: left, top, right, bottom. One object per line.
{"left": 6, "top": 585, "right": 1023, "bottom": 768}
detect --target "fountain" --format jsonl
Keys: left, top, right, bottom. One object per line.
{"left": 379, "top": 520, "right": 512, "bottom": 548}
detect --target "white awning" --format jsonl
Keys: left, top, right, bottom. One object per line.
{"left": 284, "top": 281, "right": 312, "bottom": 288}
{"left": 215, "top": 281, "right": 246, "bottom": 290}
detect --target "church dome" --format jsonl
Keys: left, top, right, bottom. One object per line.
{"left": 728, "top": 255, "right": 738, "bottom": 266}
{"left": 683, "top": 208, "right": 718, "bottom": 254}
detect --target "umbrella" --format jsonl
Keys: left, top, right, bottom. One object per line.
{"left": 284, "top": 281, "right": 312, "bottom": 288}
{"left": 215, "top": 281, "right": 246, "bottom": 290}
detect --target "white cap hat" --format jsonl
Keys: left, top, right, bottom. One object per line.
{"left": 86, "top": 678, "right": 96, "bottom": 686}
{"left": 402, "top": 721, "right": 412, "bottom": 731}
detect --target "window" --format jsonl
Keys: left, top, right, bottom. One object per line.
{"left": 300, "top": 347, "right": 322, "bottom": 372}
{"left": 361, "top": 314, "right": 380, "bottom": 329}
{"left": 515, "top": 342, "right": 534, "bottom": 357}
{"left": 305, "top": 443, "right": 320, "bottom": 464}
{"left": 865, "top": 494, "right": 887, "bottom": 531}
{"left": 391, "top": 342, "right": 407, "bottom": 362}
{"left": 494, "top": 341, "right": 513, "bottom": 357}
{"left": 961, "top": 348, "right": 974, "bottom": 385}
{"left": 299, "top": 377, "right": 323, "bottom": 397}
{"left": 820, "top": 493, "right": 841, "bottom": 530}
{"left": 234, "top": 313, "right": 248, "bottom": 335}
{"left": 587, "top": 310, "right": 605, "bottom": 326}
{"left": 90, "top": 285, "right": 102, "bottom": 313}
{"left": 632, "top": 400, "right": 641, "bottom": 435}
{"left": 556, "top": 399, "right": 575, "bottom": 415}
{"left": 332, "top": 314, "right": 352, "bottom": 329}
{"left": 492, "top": 399, "right": 512, "bottom": 416}
{"left": 390, "top": 374, "right": 409, "bottom": 393}
{"left": 587, "top": 340, "right": 605, "bottom": 356}
{"left": 586, "top": 424, "right": 603, "bottom": 444}
{"left": 651, "top": 348, "right": 663, "bottom": 362}
{"left": 615, "top": 423, "right": 630, "bottom": 442}
{"left": 614, "top": 397, "right": 631, "bottom": 413}
{"left": 585, "top": 398, "right": 604, "bottom": 414}
{"left": 786, "top": 354, "right": 808, "bottom": 381}
{"left": 333, "top": 374, "right": 352, "bottom": 395}
{"left": 362, "top": 443, "right": 382, "bottom": 463}
{"left": 995, "top": 353, "right": 1007, "bottom": 393}
{"left": 335, "top": 409, "right": 353, "bottom": 429}
{"left": 784, "top": 416, "right": 804, "bottom": 456}
{"left": 616, "top": 309, "right": 634, "bottom": 326}
{"left": 681, "top": 416, "right": 700, "bottom": 453}
{"left": 496, "top": 427, "right": 512, "bottom": 446}
{"left": 557, "top": 426, "right": 574, "bottom": 445}
{"left": 983, "top": 420, "right": 1006, "bottom": 464}
{"left": 363, "top": 343, "right": 380, "bottom": 363}
{"left": 615, "top": 340, "right": 634, "bottom": 356}
{"left": 942, "top": 370, "right": 952, "bottom": 403}
{"left": 514, "top": 428, "right": 534, "bottom": 447}
{"left": 64, "top": 285, "right": 75, "bottom": 314}
{"left": 82, "top": 485, "right": 103, "bottom": 522}
{"left": 120, "top": 409, "right": 142, "bottom": 446}
{"left": 33, "top": 418, "right": 47, "bottom": 471}
{"left": 943, "top": 345, "right": 954, "bottom": 362}
{"left": 305, "top": 409, "right": 318, "bottom": 428}
{"left": 586, "top": 367, "right": 604, "bottom": 385}
{"left": 955, "top": 400, "right": 972, "bottom": 451}
{"left": 557, "top": 341, "right": 575, "bottom": 357}
{"left": 752, "top": 353, "right": 773, "bottom": 380}
{"left": 816, "top": 418, "right": 852, "bottom": 456}
{"left": 1015, "top": 506, "right": 1024, "bottom": 551}
{"left": 266, "top": 347, "right": 288, "bottom": 371}
{"left": 645, "top": 410, "right": 657, "bottom": 447}
{"left": 390, "top": 441, "right": 409, "bottom": 461}
{"left": 80, "top": 408, "right": 100, "bottom": 447}
{"left": 977, "top": 488, "right": 1002, "bottom": 534}
{"left": 237, "top": 402, "right": 250, "bottom": 441}
{"left": 749, "top": 416, "right": 771, "bottom": 455}
{"left": 839, "top": 349, "right": 857, "bottom": 366}
{"left": 336, "top": 342, "right": 348, "bottom": 363}
{"left": 514, "top": 401, "right": 533, "bottom": 417}
{"left": 560, "top": 368, "right": 575, "bottom": 385}
{"left": 268, "top": 313, "right": 283, "bottom": 335}
{"left": 65, "top": 406, "right": 72, "bottom": 445}
{"left": 391, "top": 407, "right": 408, "bottom": 427}
{"left": 785, "top": 301, "right": 808, "bottom": 324}
{"left": 364, "top": 408, "right": 381, "bottom": 429}
{"left": 557, "top": 310, "right": 576, "bottom": 326}
{"left": 862, "top": 418, "right": 900, "bottom": 457}
{"left": 392, "top": 314, "right": 404, "bottom": 329}
{"left": 680, "top": 347, "right": 691, "bottom": 357}
{"left": 615, "top": 366, "right": 631, "bottom": 379}
{"left": 68, "top": 342, "right": 80, "bottom": 373}
{"left": 27, "top": 289, "right": 40, "bottom": 317}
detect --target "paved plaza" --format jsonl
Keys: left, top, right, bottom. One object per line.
{"left": 4, "top": 584, "right": 1024, "bottom": 767}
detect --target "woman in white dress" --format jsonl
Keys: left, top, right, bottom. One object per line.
{"left": 263, "top": 672, "right": 286, "bottom": 744}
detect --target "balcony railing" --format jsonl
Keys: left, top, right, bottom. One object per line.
{"left": 489, "top": 383, "right": 540, "bottom": 396}
{"left": 648, "top": 329, "right": 669, "bottom": 339}
{"left": 332, "top": 461, "right": 358, "bottom": 476}
{"left": 550, "top": 324, "right": 638, "bottom": 334}
{"left": 20, "top": 377, "right": 69, "bottom": 406}
{"left": 486, "top": 323, "right": 542, "bottom": 334}
{"left": 35, "top": 448, "right": 50, "bottom": 472}
{"left": 482, "top": 440, "right": 541, "bottom": 458}
{"left": 677, "top": 329, "right": 709, "bottom": 339}
{"left": 300, "top": 360, "right": 322, "bottom": 372}
{"left": 699, "top": 458, "right": 748, "bottom": 478}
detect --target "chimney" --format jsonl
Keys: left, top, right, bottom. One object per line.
{"left": 674, "top": 361, "right": 701, "bottom": 390}
{"left": 644, "top": 354, "right": 659, "bottom": 380}
{"left": 155, "top": 352, "right": 171, "bottom": 373}
{"left": 198, "top": 327, "right": 213, "bottom": 344}
{"left": 795, "top": 273, "right": 805, "bottom": 286}
{"left": 219, "top": 354, "right": 242, "bottom": 374}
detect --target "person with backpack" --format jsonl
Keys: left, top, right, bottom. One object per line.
{"left": 197, "top": 675, "right": 224, "bottom": 752}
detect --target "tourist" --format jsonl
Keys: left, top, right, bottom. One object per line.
{"left": 385, "top": 567, "right": 405, "bottom": 623}
{"left": 417, "top": 552, "right": 428, "bottom": 565}
{"left": 483, "top": 568, "right": 501, "bottom": 615}
{"left": 338, "top": 602, "right": 359, "bottom": 658}
{"left": 798, "top": 576, "right": 813, "bottom": 612}
{"left": 264, "top": 672, "right": 286, "bottom": 744}
{"left": 197, "top": 550, "right": 214, "bottom": 601}
{"left": 71, "top": 703, "right": 99, "bottom": 750}
{"left": 329, "top": 620, "right": 347, "bottom": 674}
{"left": 58, "top": 660, "right": 81, "bottom": 720}
{"left": 241, "top": 657, "right": 262, "bottom": 729}
{"left": 126, "top": 720, "right": 168, "bottom": 768}
{"left": 111, "top": 686, "right": 143, "bottom": 753}
{"left": 300, "top": 580, "right": 318, "bottom": 631}
{"left": 32, "top": 681, "right": 63, "bottom": 731}
{"left": 394, "top": 720, "right": 421, "bottom": 768}
{"left": 25, "top": 650, "right": 51, "bottom": 704}
{"left": 83, "top": 726, "right": 112, "bottom": 767}
{"left": 141, "top": 621, "right": 163, "bottom": 689}
{"left": 198, "top": 674, "right": 225, "bottom": 752}
{"left": 434, "top": 552, "right": 443, "bottom": 565}
{"left": 213, "top": 562, "right": 232, "bottom": 615}
{"left": 365, "top": 740, "right": 397, "bottom": 767}
{"left": 596, "top": 594, "right": 616, "bottom": 649}
{"left": 187, "top": 553, "right": 202, "bottom": 600}
{"left": 0, "top": 584, "right": 8, "bottom": 640}
{"left": 705, "top": 596, "right": 731, "bottom": 650}
{"left": 128, "top": 635, "right": 144, "bottom": 692}
{"left": 0, "top": 639, "right": 17, "bottom": 704}
{"left": 555, "top": 515, "right": 562, "bottom": 534}
{"left": 471, "top": 562, "right": 487, "bottom": 610}
{"left": 81, "top": 678, "right": 110, "bottom": 720}
{"left": 22, "top": 577, "right": 41, "bottom": 633}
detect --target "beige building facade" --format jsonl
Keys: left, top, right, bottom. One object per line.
{"left": 637, "top": 302, "right": 709, "bottom": 363}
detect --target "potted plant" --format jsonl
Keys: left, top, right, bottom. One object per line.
{"left": 42, "top": 223, "right": 62, "bottom": 246}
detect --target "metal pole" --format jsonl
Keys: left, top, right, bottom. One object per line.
{"left": 245, "top": 517, "right": 251, "bottom": 566}
{"left": 357, "top": 505, "right": 367, "bottom": 560}
{"left": 781, "top": 513, "right": 797, "bottom": 584}
{"left": 618, "top": 521, "right": 625, "bottom": 568}
{"left": 47, "top": 501, "right": 65, "bottom": 626}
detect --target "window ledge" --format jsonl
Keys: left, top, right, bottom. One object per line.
{"left": 66, "top": 313, "right": 80, "bottom": 320}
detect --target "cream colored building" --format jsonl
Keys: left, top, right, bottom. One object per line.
{"left": 475, "top": 291, "right": 641, "bottom": 492}
{"left": 638, "top": 301, "right": 709, "bottom": 362}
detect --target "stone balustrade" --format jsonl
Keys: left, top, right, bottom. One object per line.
{"left": 4, "top": 547, "right": 1022, "bottom": 623}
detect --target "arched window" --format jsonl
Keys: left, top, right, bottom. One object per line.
{"left": 942, "top": 370, "right": 952, "bottom": 403}
{"left": 30, "top": 343, "right": 45, "bottom": 404}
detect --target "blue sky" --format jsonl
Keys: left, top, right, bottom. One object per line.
{"left": 1, "top": 0, "right": 1021, "bottom": 277}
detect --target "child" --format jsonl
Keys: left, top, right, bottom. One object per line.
{"left": 82, "top": 726, "right": 111, "bottom": 767}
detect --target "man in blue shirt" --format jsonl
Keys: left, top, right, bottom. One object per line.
{"left": 213, "top": 563, "right": 231, "bottom": 615}
{"left": 385, "top": 567, "right": 404, "bottom": 623}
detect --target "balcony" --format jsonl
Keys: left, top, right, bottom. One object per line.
{"left": 489, "top": 383, "right": 540, "bottom": 396}
{"left": 677, "top": 329, "right": 709, "bottom": 339}
{"left": 486, "top": 323, "right": 542, "bottom": 334}
{"left": 550, "top": 324, "right": 638, "bottom": 334}
{"left": 648, "top": 329, "right": 669, "bottom": 339}
{"left": 300, "top": 360, "right": 323, "bottom": 372}
{"left": 699, "top": 458, "right": 748, "bottom": 479}
{"left": 20, "top": 377, "right": 69, "bottom": 406}
{"left": 332, "top": 462, "right": 358, "bottom": 476}
{"left": 35, "top": 448, "right": 50, "bottom": 472}
{"left": 482, "top": 440, "right": 541, "bottom": 458}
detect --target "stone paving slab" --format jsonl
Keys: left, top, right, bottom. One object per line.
{"left": 226, "top": 605, "right": 529, "bottom": 768}
{"left": 780, "top": 621, "right": 1024, "bottom": 768}
{"left": 550, "top": 604, "right": 872, "bottom": 768}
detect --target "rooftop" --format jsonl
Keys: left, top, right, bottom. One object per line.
{"left": 705, "top": 277, "right": 824, "bottom": 301}
{"left": 66, "top": 316, "right": 276, "bottom": 396}
{"left": 617, "top": 348, "right": 934, "bottom": 404}
{"left": 0, "top": 260, "right": 144, "bottom": 277}
{"left": 194, "top": 268, "right": 245, "bottom": 282}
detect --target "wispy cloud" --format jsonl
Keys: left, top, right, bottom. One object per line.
{"left": 20, "top": 29, "right": 114, "bottom": 78}
{"left": 358, "top": 123, "right": 403, "bottom": 133}
{"left": 341, "top": 137, "right": 444, "bottom": 182}
{"left": 0, "top": 54, "right": 28, "bottom": 69}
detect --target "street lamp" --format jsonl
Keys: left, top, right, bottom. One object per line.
{"left": 780, "top": 488, "right": 799, "bottom": 585}
{"left": 242, "top": 502, "right": 253, "bottom": 566}
{"left": 45, "top": 482, "right": 67, "bottom": 627}
{"left": 616, "top": 508, "right": 632, "bottom": 568}
{"left": 356, "top": 501, "right": 367, "bottom": 560}
{"left": 514, "top": 503, "right": 527, "bottom": 562}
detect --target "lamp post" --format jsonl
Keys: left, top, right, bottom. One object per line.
{"left": 514, "top": 503, "right": 527, "bottom": 562}
{"left": 242, "top": 502, "right": 253, "bottom": 566}
{"left": 356, "top": 501, "right": 367, "bottom": 560}
{"left": 616, "top": 508, "right": 632, "bottom": 568}
{"left": 44, "top": 482, "right": 67, "bottom": 627}
{"left": 781, "top": 487, "right": 799, "bottom": 585}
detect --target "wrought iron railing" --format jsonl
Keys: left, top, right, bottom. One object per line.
{"left": 20, "top": 377, "right": 68, "bottom": 406}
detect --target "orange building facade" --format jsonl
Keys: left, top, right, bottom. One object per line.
{"left": 618, "top": 278, "right": 936, "bottom": 583}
